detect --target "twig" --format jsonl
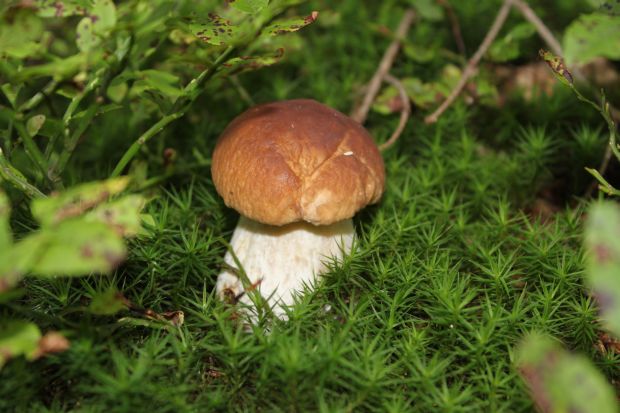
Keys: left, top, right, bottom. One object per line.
{"left": 110, "top": 46, "right": 235, "bottom": 178}
{"left": 350, "top": 9, "right": 416, "bottom": 124}
{"left": 511, "top": 0, "right": 620, "bottom": 194}
{"left": 425, "top": 0, "right": 514, "bottom": 124}
{"left": 378, "top": 74, "right": 411, "bottom": 152}
{"left": 436, "top": 0, "right": 466, "bottom": 56}
{"left": 511, "top": 0, "right": 561, "bottom": 56}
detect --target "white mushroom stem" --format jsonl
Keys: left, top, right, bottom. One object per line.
{"left": 216, "top": 216, "right": 355, "bottom": 319}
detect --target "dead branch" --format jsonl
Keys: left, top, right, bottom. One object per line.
{"left": 350, "top": 9, "right": 416, "bottom": 124}
{"left": 436, "top": 0, "right": 466, "bottom": 56}
{"left": 378, "top": 74, "right": 411, "bottom": 151}
{"left": 425, "top": 0, "right": 514, "bottom": 124}
{"left": 510, "top": 0, "right": 619, "bottom": 195}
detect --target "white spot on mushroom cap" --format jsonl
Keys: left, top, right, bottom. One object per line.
{"left": 343, "top": 151, "right": 353, "bottom": 156}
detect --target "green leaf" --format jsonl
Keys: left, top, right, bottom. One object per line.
{"left": 0, "top": 236, "right": 45, "bottom": 292}
{"left": 36, "top": 0, "right": 90, "bottom": 18}
{"left": 488, "top": 23, "right": 536, "bottom": 62}
{"left": 16, "top": 53, "right": 92, "bottom": 82}
{"left": 261, "top": 11, "right": 319, "bottom": 36}
{"left": 189, "top": 13, "right": 240, "bottom": 46}
{"left": 587, "top": 0, "right": 620, "bottom": 16}
{"left": 584, "top": 201, "right": 620, "bottom": 336}
{"left": 0, "top": 190, "right": 11, "bottom": 250}
{"left": 409, "top": 0, "right": 443, "bottom": 21}
{"left": 91, "top": 0, "right": 117, "bottom": 34}
{"left": 373, "top": 77, "right": 435, "bottom": 113}
{"left": 85, "top": 195, "right": 146, "bottom": 237}
{"left": 136, "top": 70, "right": 183, "bottom": 98}
{"left": 29, "top": 220, "right": 126, "bottom": 276}
{"left": 88, "top": 288, "right": 128, "bottom": 315}
{"left": 26, "top": 115, "right": 46, "bottom": 137}
{"left": 221, "top": 48, "right": 284, "bottom": 74}
{"left": 228, "top": 0, "right": 269, "bottom": 14}
{"left": 0, "top": 10, "right": 44, "bottom": 59}
{"left": 76, "top": 17, "right": 100, "bottom": 52}
{"left": 0, "top": 321, "right": 41, "bottom": 369}
{"left": 516, "top": 333, "right": 618, "bottom": 413}
{"left": 1, "top": 84, "right": 20, "bottom": 108}
{"left": 402, "top": 42, "right": 437, "bottom": 63}
{"left": 31, "top": 177, "right": 130, "bottom": 227}
{"left": 563, "top": 13, "right": 620, "bottom": 65}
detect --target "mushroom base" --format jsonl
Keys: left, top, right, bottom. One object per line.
{"left": 216, "top": 216, "right": 355, "bottom": 319}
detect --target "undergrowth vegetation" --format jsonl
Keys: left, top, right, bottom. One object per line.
{"left": 1, "top": 0, "right": 619, "bottom": 411}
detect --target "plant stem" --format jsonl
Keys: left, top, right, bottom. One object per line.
{"left": 110, "top": 46, "right": 234, "bottom": 177}
{"left": 0, "top": 148, "right": 45, "bottom": 198}
{"left": 52, "top": 104, "right": 99, "bottom": 185}
{"left": 18, "top": 79, "right": 59, "bottom": 113}
{"left": 110, "top": 112, "right": 184, "bottom": 178}
{"left": 13, "top": 121, "right": 49, "bottom": 183}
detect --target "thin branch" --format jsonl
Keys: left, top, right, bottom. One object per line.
{"left": 109, "top": 112, "right": 184, "bottom": 178}
{"left": 511, "top": 0, "right": 561, "bottom": 56}
{"left": 350, "top": 9, "right": 416, "bottom": 124}
{"left": 511, "top": 0, "right": 620, "bottom": 194}
{"left": 436, "top": 0, "right": 466, "bottom": 56}
{"left": 110, "top": 46, "right": 235, "bottom": 178}
{"left": 378, "top": 74, "right": 411, "bottom": 152}
{"left": 425, "top": 0, "right": 514, "bottom": 124}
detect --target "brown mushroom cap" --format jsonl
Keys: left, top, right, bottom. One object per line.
{"left": 211, "top": 99, "right": 385, "bottom": 226}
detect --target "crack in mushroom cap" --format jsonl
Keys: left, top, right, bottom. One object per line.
{"left": 211, "top": 99, "right": 385, "bottom": 226}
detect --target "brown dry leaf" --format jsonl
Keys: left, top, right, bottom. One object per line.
{"left": 495, "top": 62, "right": 556, "bottom": 103}
{"left": 32, "top": 332, "right": 70, "bottom": 359}
{"left": 595, "top": 332, "right": 620, "bottom": 355}
{"left": 581, "top": 57, "right": 620, "bottom": 88}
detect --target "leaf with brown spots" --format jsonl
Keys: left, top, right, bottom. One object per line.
{"left": 35, "top": 0, "right": 89, "bottom": 18}
{"left": 261, "top": 11, "right": 319, "bottom": 37}
{"left": 584, "top": 201, "right": 620, "bottom": 337}
{"left": 0, "top": 191, "right": 11, "bottom": 252}
{"left": 31, "top": 177, "right": 129, "bottom": 227}
{"left": 189, "top": 13, "right": 242, "bottom": 46}
{"left": 28, "top": 220, "right": 126, "bottom": 276}
{"left": 228, "top": 0, "right": 269, "bottom": 14}
{"left": 563, "top": 13, "right": 620, "bottom": 65}
{"left": 0, "top": 321, "right": 69, "bottom": 370}
{"left": 221, "top": 48, "right": 284, "bottom": 75}
{"left": 516, "top": 332, "right": 618, "bottom": 413}
{"left": 85, "top": 194, "right": 146, "bottom": 237}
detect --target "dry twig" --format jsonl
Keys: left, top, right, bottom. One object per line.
{"left": 350, "top": 9, "right": 416, "bottom": 124}
{"left": 511, "top": 0, "right": 618, "bottom": 195}
{"left": 436, "top": 0, "right": 466, "bottom": 56}
{"left": 425, "top": 0, "right": 514, "bottom": 124}
{"left": 378, "top": 74, "right": 411, "bottom": 151}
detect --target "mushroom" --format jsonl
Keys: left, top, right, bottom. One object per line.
{"left": 211, "top": 99, "right": 385, "bottom": 318}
